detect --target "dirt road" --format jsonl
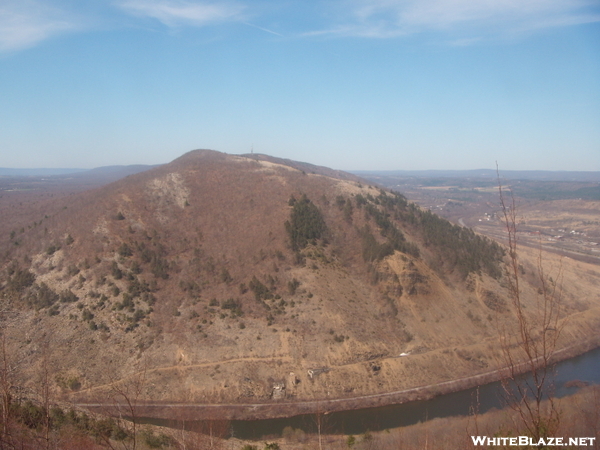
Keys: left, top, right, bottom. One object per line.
{"left": 74, "top": 336, "right": 600, "bottom": 421}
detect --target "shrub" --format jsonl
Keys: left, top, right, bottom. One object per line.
{"left": 59, "top": 289, "right": 78, "bottom": 303}
{"left": 221, "top": 268, "right": 233, "bottom": 284}
{"left": 128, "top": 277, "right": 149, "bottom": 298}
{"left": 249, "top": 276, "right": 272, "bottom": 302}
{"left": 117, "top": 243, "right": 133, "bottom": 257}
{"left": 343, "top": 200, "right": 354, "bottom": 223}
{"left": 133, "top": 309, "right": 147, "bottom": 323}
{"left": 287, "top": 278, "right": 300, "bottom": 295}
{"left": 92, "top": 417, "right": 122, "bottom": 439}
{"left": 66, "top": 264, "right": 80, "bottom": 277}
{"left": 221, "top": 298, "right": 240, "bottom": 310}
{"left": 355, "top": 194, "right": 367, "bottom": 207}
{"left": 142, "top": 292, "right": 156, "bottom": 305}
{"left": 347, "top": 435, "right": 356, "bottom": 448}
{"left": 131, "top": 260, "right": 142, "bottom": 274}
{"left": 25, "top": 282, "right": 58, "bottom": 309}
{"left": 8, "top": 267, "right": 35, "bottom": 292}
{"left": 81, "top": 309, "right": 94, "bottom": 321}
{"left": 111, "top": 261, "right": 123, "bottom": 280}
{"left": 13, "top": 401, "right": 44, "bottom": 429}
{"left": 150, "top": 256, "right": 170, "bottom": 279}
{"left": 68, "top": 377, "right": 81, "bottom": 391}
{"left": 221, "top": 298, "right": 243, "bottom": 317}
{"left": 142, "top": 430, "right": 173, "bottom": 448}
{"left": 282, "top": 426, "right": 307, "bottom": 443}
{"left": 120, "top": 293, "right": 134, "bottom": 311}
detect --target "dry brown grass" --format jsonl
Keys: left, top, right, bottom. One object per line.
{"left": 0, "top": 150, "right": 599, "bottom": 423}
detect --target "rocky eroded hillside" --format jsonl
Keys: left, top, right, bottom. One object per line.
{"left": 1, "top": 150, "right": 599, "bottom": 418}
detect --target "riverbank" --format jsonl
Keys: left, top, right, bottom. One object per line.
{"left": 76, "top": 330, "right": 600, "bottom": 422}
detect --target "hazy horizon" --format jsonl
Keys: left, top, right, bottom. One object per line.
{"left": 2, "top": 158, "right": 600, "bottom": 178}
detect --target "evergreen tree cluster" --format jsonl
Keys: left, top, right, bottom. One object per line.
{"left": 136, "top": 240, "right": 170, "bottom": 279}
{"left": 363, "top": 202, "right": 420, "bottom": 259}
{"left": 359, "top": 226, "right": 395, "bottom": 262}
{"left": 417, "top": 209, "right": 504, "bottom": 277}
{"left": 360, "top": 190, "right": 504, "bottom": 277}
{"left": 285, "top": 194, "right": 327, "bottom": 251}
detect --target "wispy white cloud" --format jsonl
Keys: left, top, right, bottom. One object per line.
{"left": 0, "top": 0, "right": 254, "bottom": 53}
{"left": 310, "top": 0, "right": 600, "bottom": 40}
{"left": 242, "top": 21, "right": 283, "bottom": 37}
{"left": 0, "top": 1, "right": 79, "bottom": 52}
{"left": 117, "top": 0, "right": 246, "bottom": 27}
{"left": 2, "top": 0, "right": 598, "bottom": 52}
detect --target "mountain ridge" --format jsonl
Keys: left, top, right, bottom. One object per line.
{"left": 1, "top": 149, "right": 599, "bottom": 419}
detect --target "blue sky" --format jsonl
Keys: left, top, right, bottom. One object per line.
{"left": 1, "top": 0, "right": 599, "bottom": 171}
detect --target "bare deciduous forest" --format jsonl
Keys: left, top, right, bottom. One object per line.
{"left": 1, "top": 153, "right": 599, "bottom": 449}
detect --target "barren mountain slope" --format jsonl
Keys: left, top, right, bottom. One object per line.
{"left": 1, "top": 150, "right": 599, "bottom": 417}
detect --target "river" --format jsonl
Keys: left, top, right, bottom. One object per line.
{"left": 154, "top": 346, "right": 600, "bottom": 439}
